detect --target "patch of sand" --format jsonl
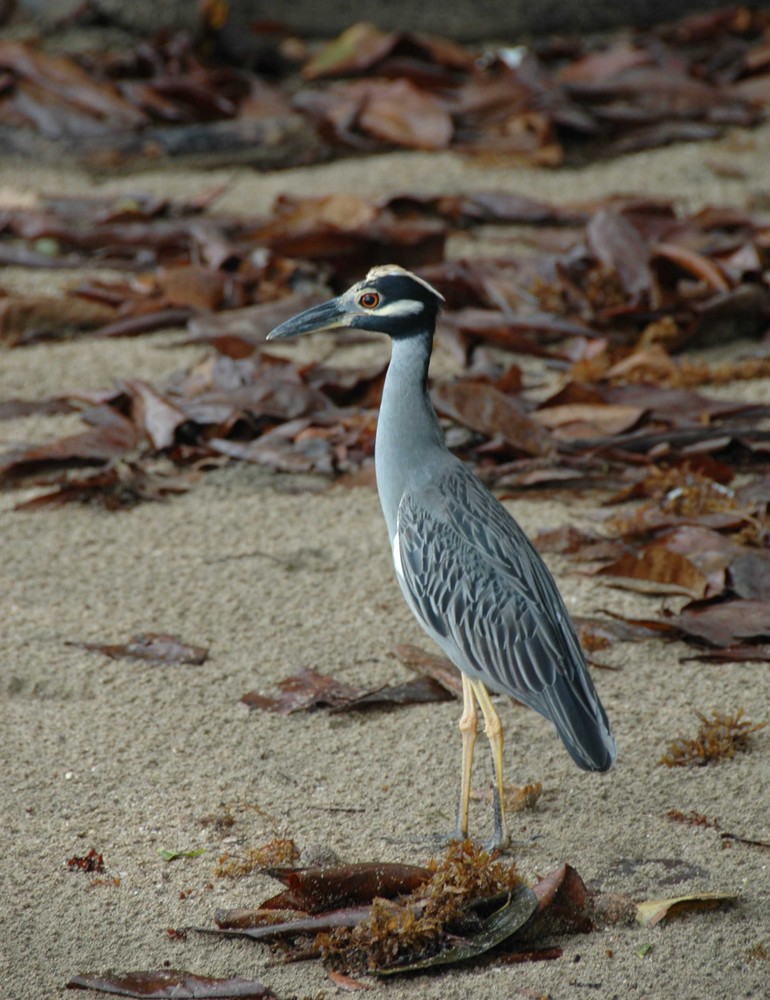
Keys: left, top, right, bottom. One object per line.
{"left": 2, "top": 126, "right": 770, "bottom": 999}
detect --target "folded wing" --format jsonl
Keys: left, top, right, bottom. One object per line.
{"left": 396, "top": 463, "right": 616, "bottom": 772}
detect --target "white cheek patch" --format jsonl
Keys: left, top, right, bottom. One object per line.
{"left": 392, "top": 531, "right": 404, "bottom": 578}
{"left": 375, "top": 299, "right": 424, "bottom": 318}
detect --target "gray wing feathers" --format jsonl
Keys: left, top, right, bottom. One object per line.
{"left": 396, "top": 464, "right": 615, "bottom": 772}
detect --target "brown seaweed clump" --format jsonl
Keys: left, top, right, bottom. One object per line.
{"left": 318, "top": 840, "right": 521, "bottom": 973}
{"left": 215, "top": 838, "right": 301, "bottom": 878}
{"left": 660, "top": 709, "right": 767, "bottom": 767}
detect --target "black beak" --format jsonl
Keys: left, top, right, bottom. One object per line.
{"left": 267, "top": 297, "right": 347, "bottom": 340}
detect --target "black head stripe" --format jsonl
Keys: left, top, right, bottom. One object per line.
{"left": 373, "top": 274, "right": 440, "bottom": 308}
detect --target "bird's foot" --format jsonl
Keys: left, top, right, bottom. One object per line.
{"left": 481, "top": 831, "right": 538, "bottom": 853}
{"left": 454, "top": 825, "right": 534, "bottom": 855}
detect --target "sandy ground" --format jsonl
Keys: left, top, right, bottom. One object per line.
{"left": 2, "top": 125, "right": 770, "bottom": 1000}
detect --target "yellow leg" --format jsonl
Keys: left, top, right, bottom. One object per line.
{"left": 471, "top": 679, "right": 510, "bottom": 849}
{"left": 456, "top": 673, "right": 478, "bottom": 839}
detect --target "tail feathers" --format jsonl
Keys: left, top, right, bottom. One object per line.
{"left": 541, "top": 673, "right": 616, "bottom": 772}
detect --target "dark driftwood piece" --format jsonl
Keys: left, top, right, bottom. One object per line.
{"left": 0, "top": 115, "right": 321, "bottom": 172}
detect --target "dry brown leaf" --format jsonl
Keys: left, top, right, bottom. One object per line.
{"left": 587, "top": 208, "right": 653, "bottom": 301}
{"left": 125, "top": 380, "right": 187, "bottom": 451}
{"left": 72, "top": 633, "right": 208, "bottom": 665}
{"left": 241, "top": 667, "right": 451, "bottom": 715}
{"left": 636, "top": 893, "right": 737, "bottom": 928}
{"left": 66, "top": 970, "right": 276, "bottom": 998}
{"left": 0, "top": 415, "right": 137, "bottom": 486}
{"left": 533, "top": 402, "right": 644, "bottom": 438}
{"left": 599, "top": 545, "right": 710, "bottom": 598}
{"left": 729, "top": 553, "right": 770, "bottom": 600}
{"left": 558, "top": 41, "right": 653, "bottom": 84}
{"left": 359, "top": 79, "right": 453, "bottom": 149}
{"left": 435, "top": 381, "right": 555, "bottom": 456}
{"left": 653, "top": 242, "right": 730, "bottom": 292}
{"left": 676, "top": 600, "right": 770, "bottom": 647}
{"left": 392, "top": 642, "right": 463, "bottom": 697}
{"left": 302, "top": 23, "right": 397, "bottom": 80}
{"left": 260, "top": 862, "right": 431, "bottom": 913}
{"left": 158, "top": 265, "right": 227, "bottom": 311}
{"left": 529, "top": 863, "right": 594, "bottom": 934}
{"left": 0, "top": 294, "right": 115, "bottom": 345}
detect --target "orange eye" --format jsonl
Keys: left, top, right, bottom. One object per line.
{"left": 359, "top": 292, "right": 380, "bottom": 309}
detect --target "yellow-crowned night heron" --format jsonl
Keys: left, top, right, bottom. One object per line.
{"left": 268, "top": 265, "right": 616, "bottom": 847}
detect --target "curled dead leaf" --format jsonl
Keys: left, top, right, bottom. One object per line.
{"left": 533, "top": 402, "right": 644, "bottom": 438}
{"left": 66, "top": 969, "right": 276, "bottom": 997}
{"left": 359, "top": 80, "right": 453, "bottom": 150}
{"left": 260, "top": 862, "right": 431, "bottom": 913}
{"left": 636, "top": 893, "right": 737, "bottom": 928}
{"left": 598, "top": 545, "right": 711, "bottom": 599}
{"left": 435, "top": 381, "right": 555, "bottom": 457}
{"left": 71, "top": 633, "right": 208, "bottom": 665}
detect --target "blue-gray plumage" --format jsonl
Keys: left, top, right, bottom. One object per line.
{"left": 268, "top": 264, "right": 616, "bottom": 847}
{"left": 395, "top": 469, "right": 614, "bottom": 771}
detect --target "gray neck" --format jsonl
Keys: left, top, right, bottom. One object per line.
{"left": 375, "top": 329, "right": 446, "bottom": 537}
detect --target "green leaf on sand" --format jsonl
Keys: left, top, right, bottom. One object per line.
{"left": 158, "top": 847, "right": 205, "bottom": 862}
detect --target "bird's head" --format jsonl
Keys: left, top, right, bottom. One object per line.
{"left": 267, "top": 265, "right": 444, "bottom": 342}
